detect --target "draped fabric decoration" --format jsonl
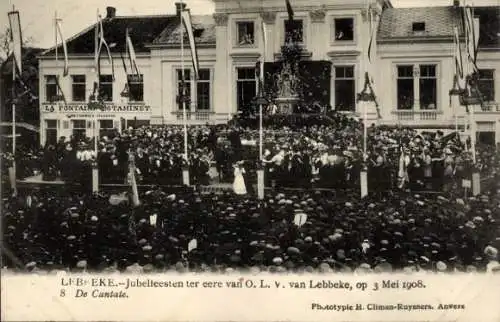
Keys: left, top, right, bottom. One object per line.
{"left": 55, "top": 19, "right": 69, "bottom": 76}
{"left": 96, "top": 16, "right": 115, "bottom": 82}
{"left": 181, "top": 9, "right": 200, "bottom": 80}
{"left": 126, "top": 28, "right": 140, "bottom": 77}
{"left": 453, "top": 26, "right": 466, "bottom": 91}
{"left": 8, "top": 10, "right": 22, "bottom": 76}
{"left": 285, "top": 0, "right": 294, "bottom": 21}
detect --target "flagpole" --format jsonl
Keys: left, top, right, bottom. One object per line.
{"left": 10, "top": 5, "right": 17, "bottom": 196}
{"left": 92, "top": 10, "right": 100, "bottom": 193}
{"left": 180, "top": 0, "right": 189, "bottom": 186}
{"left": 11, "top": 9, "right": 17, "bottom": 195}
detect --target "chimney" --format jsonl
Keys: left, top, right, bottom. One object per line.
{"left": 453, "top": 0, "right": 460, "bottom": 7}
{"left": 106, "top": 6, "right": 116, "bottom": 19}
{"left": 175, "top": 2, "right": 187, "bottom": 16}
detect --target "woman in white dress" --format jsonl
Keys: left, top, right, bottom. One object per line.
{"left": 232, "top": 161, "right": 247, "bottom": 195}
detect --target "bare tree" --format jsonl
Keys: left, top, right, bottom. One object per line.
{"left": 0, "top": 27, "right": 34, "bottom": 60}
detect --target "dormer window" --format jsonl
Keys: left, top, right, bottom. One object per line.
{"left": 412, "top": 22, "right": 426, "bottom": 32}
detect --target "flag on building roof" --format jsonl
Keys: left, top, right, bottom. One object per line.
{"left": 285, "top": 0, "right": 294, "bottom": 21}
{"left": 181, "top": 9, "right": 200, "bottom": 80}
{"left": 55, "top": 19, "right": 69, "bottom": 76}
{"left": 126, "top": 28, "right": 140, "bottom": 77}
{"left": 7, "top": 10, "right": 22, "bottom": 77}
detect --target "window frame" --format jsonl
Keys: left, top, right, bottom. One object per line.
{"left": 235, "top": 21, "right": 256, "bottom": 47}
{"left": 334, "top": 65, "right": 356, "bottom": 112}
{"left": 394, "top": 63, "right": 440, "bottom": 111}
{"left": 99, "top": 75, "right": 113, "bottom": 102}
{"left": 71, "top": 119, "right": 87, "bottom": 139}
{"left": 396, "top": 65, "right": 416, "bottom": 110}
{"left": 44, "top": 75, "right": 58, "bottom": 103}
{"left": 419, "top": 64, "right": 437, "bottom": 110}
{"left": 331, "top": 16, "right": 356, "bottom": 45}
{"left": 175, "top": 68, "right": 213, "bottom": 111}
{"left": 71, "top": 75, "right": 86, "bottom": 102}
{"left": 196, "top": 69, "right": 211, "bottom": 110}
{"left": 127, "top": 74, "right": 144, "bottom": 102}
{"left": 478, "top": 69, "right": 495, "bottom": 103}
{"left": 283, "top": 18, "right": 304, "bottom": 44}
{"left": 236, "top": 67, "right": 258, "bottom": 111}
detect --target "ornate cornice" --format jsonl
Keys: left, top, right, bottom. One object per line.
{"left": 260, "top": 12, "right": 276, "bottom": 24}
{"left": 309, "top": 8, "right": 326, "bottom": 23}
{"left": 213, "top": 13, "right": 228, "bottom": 27}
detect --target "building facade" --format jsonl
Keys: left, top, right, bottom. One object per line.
{"left": 37, "top": 1, "right": 500, "bottom": 146}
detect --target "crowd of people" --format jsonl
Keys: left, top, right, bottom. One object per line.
{"left": 2, "top": 186, "right": 499, "bottom": 273}
{"left": 2, "top": 113, "right": 499, "bottom": 195}
{"left": 2, "top": 112, "right": 500, "bottom": 273}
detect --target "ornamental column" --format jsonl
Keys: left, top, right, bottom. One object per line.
{"left": 309, "top": 8, "right": 326, "bottom": 60}
{"left": 213, "top": 13, "right": 230, "bottom": 118}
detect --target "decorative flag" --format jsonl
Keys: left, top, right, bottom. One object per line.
{"left": 55, "top": 76, "right": 67, "bottom": 104}
{"left": 181, "top": 9, "right": 200, "bottom": 80}
{"left": 55, "top": 19, "right": 69, "bottom": 76}
{"left": 120, "top": 52, "right": 130, "bottom": 97}
{"left": 260, "top": 20, "right": 267, "bottom": 83}
{"left": 364, "top": 7, "right": 381, "bottom": 119}
{"left": 285, "top": 0, "right": 294, "bottom": 21}
{"left": 8, "top": 10, "right": 22, "bottom": 76}
{"left": 453, "top": 26, "right": 466, "bottom": 90}
{"left": 126, "top": 28, "right": 140, "bottom": 77}
{"left": 462, "top": 6, "right": 479, "bottom": 75}
{"left": 96, "top": 16, "right": 115, "bottom": 81}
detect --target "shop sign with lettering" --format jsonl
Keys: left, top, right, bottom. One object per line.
{"left": 41, "top": 103, "right": 151, "bottom": 113}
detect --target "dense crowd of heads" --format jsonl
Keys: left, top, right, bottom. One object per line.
{"left": 2, "top": 185, "right": 500, "bottom": 273}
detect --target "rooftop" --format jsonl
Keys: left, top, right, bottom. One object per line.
{"left": 378, "top": 5, "right": 500, "bottom": 48}
{"left": 378, "top": 6, "right": 463, "bottom": 40}
{"left": 152, "top": 15, "right": 216, "bottom": 47}
{"left": 43, "top": 15, "right": 176, "bottom": 56}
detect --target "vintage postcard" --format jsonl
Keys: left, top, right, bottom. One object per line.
{"left": 1, "top": 0, "right": 499, "bottom": 321}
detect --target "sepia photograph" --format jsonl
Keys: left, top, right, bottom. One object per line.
{"left": 0, "top": 0, "right": 499, "bottom": 321}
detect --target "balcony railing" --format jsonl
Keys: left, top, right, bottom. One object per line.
{"left": 476, "top": 102, "right": 500, "bottom": 112}
{"left": 172, "top": 110, "right": 214, "bottom": 121}
{"left": 392, "top": 110, "right": 442, "bottom": 121}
